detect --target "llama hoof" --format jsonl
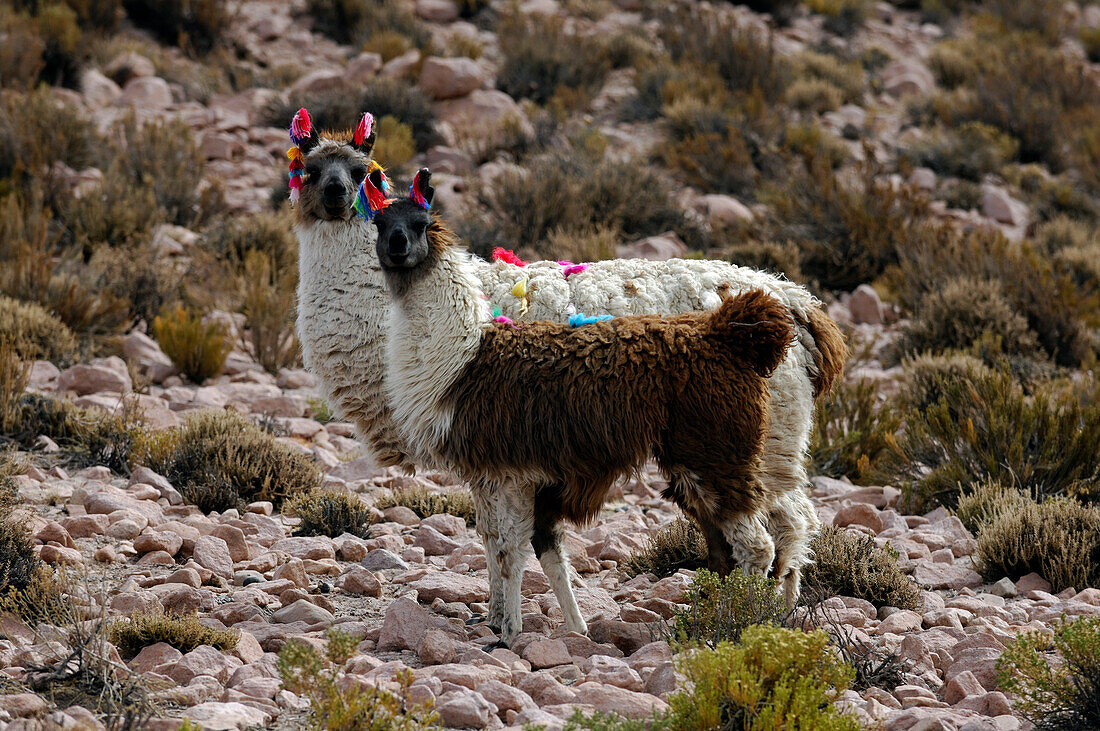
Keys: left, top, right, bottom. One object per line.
{"left": 465, "top": 614, "right": 485, "bottom": 626}
{"left": 482, "top": 640, "right": 509, "bottom": 652}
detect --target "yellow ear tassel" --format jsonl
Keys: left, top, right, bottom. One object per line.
{"left": 512, "top": 278, "right": 528, "bottom": 298}
{"left": 287, "top": 147, "right": 303, "bottom": 164}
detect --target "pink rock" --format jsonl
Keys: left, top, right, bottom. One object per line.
{"left": 418, "top": 628, "right": 457, "bottom": 665}
{"left": 0, "top": 693, "right": 47, "bottom": 718}
{"left": 616, "top": 232, "right": 686, "bottom": 261}
{"left": 416, "top": 0, "right": 460, "bottom": 22}
{"left": 110, "top": 590, "right": 162, "bottom": 615}
{"left": 944, "top": 670, "right": 985, "bottom": 705}
{"left": 646, "top": 661, "right": 678, "bottom": 697}
{"left": 436, "top": 688, "right": 495, "bottom": 729}
{"left": 57, "top": 357, "right": 132, "bottom": 395}
{"left": 583, "top": 655, "right": 644, "bottom": 692}
{"left": 273, "top": 559, "right": 309, "bottom": 589}
{"left": 169, "top": 645, "right": 243, "bottom": 684}
{"left": 212, "top": 524, "right": 250, "bottom": 562}
{"left": 408, "top": 572, "right": 490, "bottom": 603}
{"left": 848, "top": 284, "right": 885, "bottom": 325}
{"left": 420, "top": 56, "right": 485, "bottom": 100}
{"left": 421, "top": 512, "right": 466, "bottom": 536}
{"left": 192, "top": 535, "right": 234, "bottom": 578}
{"left": 650, "top": 574, "right": 690, "bottom": 603}
{"left": 1015, "top": 572, "right": 1051, "bottom": 594}
{"left": 477, "top": 679, "right": 534, "bottom": 714}
{"left": 270, "top": 536, "right": 335, "bottom": 561}
{"left": 523, "top": 638, "right": 573, "bottom": 669}
{"left": 571, "top": 682, "right": 670, "bottom": 719}
{"left": 84, "top": 488, "right": 163, "bottom": 525}
{"left": 149, "top": 583, "right": 213, "bottom": 614}
{"left": 131, "top": 642, "right": 183, "bottom": 674}
{"left": 877, "top": 610, "right": 922, "bottom": 635}
{"left": 516, "top": 671, "right": 576, "bottom": 706}
{"left": 165, "top": 567, "right": 202, "bottom": 587}
{"left": 912, "top": 562, "right": 983, "bottom": 590}
{"left": 182, "top": 701, "right": 270, "bottom": 730}
{"left": 833, "top": 503, "right": 884, "bottom": 533}
{"left": 60, "top": 514, "right": 109, "bottom": 538}
{"left": 270, "top": 599, "right": 334, "bottom": 626}
{"left": 39, "top": 544, "right": 83, "bottom": 565}
{"left": 36, "top": 521, "right": 75, "bottom": 548}
{"left": 134, "top": 531, "right": 183, "bottom": 556}
{"left": 413, "top": 524, "right": 461, "bottom": 555}
{"left": 337, "top": 567, "right": 383, "bottom": 597}
{"left": 378, "top": 597, "right": 441, "bottom": 652}
{"left": 945, "top": 648, "right": 1002, "bottom": 690}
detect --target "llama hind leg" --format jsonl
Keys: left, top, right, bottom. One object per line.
{"left": 767, "top": 488, "right": 820, "bottom": 608}
{"left": 470, "top": 484, "right": 505, "bottom": 630}
{"left": 532, "top": 513, "right": 587, "bottom": 636}
{"left": 721, "top": 511, "right": 776, "bottom": 577}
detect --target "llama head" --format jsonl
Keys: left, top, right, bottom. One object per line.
{"left": 374, "top": 168, "right": 442, "bottom": 271}
{"left": 288, "top": 108, "right": 378, "bottom": 222}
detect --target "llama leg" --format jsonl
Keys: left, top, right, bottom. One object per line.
{"left": 471, "top": 483, "right": 504, "bottom": 630}
{"left": 767, "top": 489, "right": 820, "bottom": 608}
{"left": 483, "top": 485, "right": 534, "bottom": 647}
{"left": 532, "top": 513, "right": 587, "bottom": 635}
{"left": 721, "top": 511, "right": 776, "bottom": 576}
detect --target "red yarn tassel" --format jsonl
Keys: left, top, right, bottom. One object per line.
{"left": 491, "top": 248, "right": 527, "bottom": 267}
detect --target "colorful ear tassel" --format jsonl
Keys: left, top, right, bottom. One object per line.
{"left": 353, "top": 171, "right": 390, "bottom": 220}
{"left": 354, "top": 113, "right": 374, "bottom": 147}
{"left": 492, "top": 248, "right": 527, "bottom": 267}
{"left": 410, "top": 170, "right": 431, "bottom": 209}
{"left": 569, "top": 313, "right": 613, "bottom": 327}
{"left": 287, "top": 108, "right": 311, "bottom": 204}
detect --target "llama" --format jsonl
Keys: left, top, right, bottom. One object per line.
{"left": 288, "top": 109, "right": 847, "bottom": 613}
{"left": 374, "top": 169, "right": 798, "bottom": 644}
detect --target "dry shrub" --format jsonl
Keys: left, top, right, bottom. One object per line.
{"left": 288, "top": 488, "right": 373, "bottom": 538}
{"left": 1082, "top": 26, "right": 1100, "bottom": 64}
{"left": 0, "top": 295, "right": 77, "bottom": 362}
{"left": 264, "top": 78, "right": 436, "bottom": 151}
{"left": 892, "top": 277, "right": 1040, "bottom": 362}
{"left": 803, "top": 526, "right": 921, "bottom": 610}
{"left": 787, "top": 78, "right": 844, "bottom": 113}
{"left": 762, "top": 152, "right": 924, "bottom": 291}
{"left": 143, "top": 409, "right": 322, "bottom": 512}
{"left": 470, "top": 148, "right": 693, "bottom": 258}
{"left": 904, "top": 122, "right": 1019, "bottom": 181}
{"left": 121, "top": 0, "right": 230, "bottom": 54}
{"left": 87, "top": 244, "right": 184, "bottom": 329}
{"left": 896, "top": 368, "right": 1100, "bottom": 510}
{"left": 804, "top": 595, "right": 909, "bottom": 691}
{"left": 496, "top": 11, "right": 614, "bottom": 105}
{"left": 792, "top": 50, "right": 864, "bottom": 103}
{"left": 672, "top": 569, "right": 787, "bottom": 649}
{"left": 997, "top": 617, "right": 1100, "bottom": 731}
{"left": 0, "top": 88, "right": 100, "bottom": 191}
{"left": 152, "top": 306, "right": 231, "bottom": 384}
{"left": 239, "top": 251, "right": 299, "bottom": 375}
{"left": 886, "top": 226, "right": 1095, "bottom": 367}
{"left": 372, "top": 115, "right": 415, "bottom": 171}
{"left": 544, "top": 226, "right": 618, "bottom": 264}
{"left": 954, "top": 480, "right": 1030, "bottom": 535}
{"left": 810, "top": 378, "right": 902, "bottom": 484}
{"left": 720, "top": 239, "right": 803, "bottom": 282}
{"left": 977, "top": 497, "right": 1100, "bottom": 592}
{"left": 898, "top": 353, "right": 993, "bottom": 412}
{"left": 109, "top": 611, "right": 237, "bottom": 659}
{"left": 624, "top": 519, "right": 707, "bottom": 578}
{"left": 374, "top": 486, "right": 475, "bottom": 524}
{"left": 806, "top": 0, "right": 871, "bottom": 35}
{"left": 306, "top": 0, "right": 428, "bottom": 50}
{"left": 1033, "top": 216, "right": 1099, "bottom": 254}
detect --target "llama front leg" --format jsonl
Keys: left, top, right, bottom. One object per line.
{"left": 471, "top": 483, "right": 504, "bottom": 630}
{"left": 532, "top": 514, "right": 587, "bottom": 635}
{"left": 766, "top": 489, "right": 819, "bottom": 608}
{"left": 721, "top": 510, "right": 776, "bottom": 577}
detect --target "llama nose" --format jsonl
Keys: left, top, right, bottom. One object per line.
{"left": 389, "top": 231, "right": 409, "bottom": 258}
{"left": 324, "top": 181, "right": 345, "bottom": 200}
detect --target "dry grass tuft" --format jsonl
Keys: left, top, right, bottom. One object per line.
{"left": 374, "top": 486, "right": 475, "bottom": 524}
{"left": 288, "top": 488, "right": 374, "bottom": 538}
{"left": 152, "top": 306, "right": 232, "bottom": 384}
{"left": 0, "top": 295, "right": 78, "bottom": 363}
{"left": 623, "top": 519, "right": 707, "bottom": 579}
{"left": 803, "top": 526, "right": 921, "bottom": 610}
{"left": 109, "top": 611, "right": 238, "bottom": 660}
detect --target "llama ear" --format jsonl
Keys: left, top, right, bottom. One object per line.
{"left": 367, "top": 167, "right": 385, "bottom": 193}
{"left": 354, "top": 167, "right": 390, "bottom": 220}
{"left": 353, "top": 112, "right": 376, "bottom": 156}
{"left": 410, "top": 167, "right": 434, "bottom": 209}
{"left": 290, "top": 107, "right": 318, "bottom": 154}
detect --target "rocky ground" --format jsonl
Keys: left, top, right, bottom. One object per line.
{"left": 2, "top": 302, "right": 1094, "bottom": 730}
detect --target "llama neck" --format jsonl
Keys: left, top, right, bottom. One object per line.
{"left": 385, "top": 245, "right": 489, "bottom": 460}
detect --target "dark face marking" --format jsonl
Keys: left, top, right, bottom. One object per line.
{"left": 375, "top": 199, "right": 434, "bottom": 270}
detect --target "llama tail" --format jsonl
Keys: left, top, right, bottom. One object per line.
{"left": 796, "top": 304, "right": 849, "bottom": 399}
{"left": 707, "top": 289, "right": 795, "bottom": 378}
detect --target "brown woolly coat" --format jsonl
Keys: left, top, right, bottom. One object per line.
{"left": 437, "top": 290, "right": 796, "bottom": 528}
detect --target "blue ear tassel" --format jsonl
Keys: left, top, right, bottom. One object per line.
{"left": 568, "top": 313, "right": 613, "bottom": 327}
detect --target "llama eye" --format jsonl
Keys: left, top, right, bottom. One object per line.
{"left": 412, "top": 220, "right": 427, "bottom": 235}
{"left": 305, "top": 164, "right": 321, "bottom": 179}
{"left": 351, "top": 166, "right": 367, "bottom": 182}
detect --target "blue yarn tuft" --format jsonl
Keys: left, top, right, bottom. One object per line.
{"left": 568, "top": 313, "right": 613, "bottom": 327}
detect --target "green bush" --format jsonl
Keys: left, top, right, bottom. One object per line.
{"left": 667, "top": 627, "right": 859, "bottom": 731}
{"left": 954, "top": 480, "right": 1030, "bottom": 535}
{"left": 810, "top": 378, "right": 902, "bottom": 484}
{"left": 152, "top": 306, "right": 231, "bottom": 384}
{"left": 288, "top": 488, "right": 373, "bottom": 538}
{"left": 109, "top": 611, "right": 238, "bottom": 659}
{"left": 892, "top": 277, "right": 1040, "bottom": 362}
{"left": 673, "top": 569, "right": 787, "bottom": 649}
{"left": 279, "top": 628, "right": 439, "bottom": 730}
{"left": 976, "top": 497, "right": 1100, "bottom": 592}
{"left": 803, "top": 526, "right": 922, "bottom": 610}
{"left": 143, "top": 409, "right": 322, "bottom": 512}
{"left": 624, "top": 519, "right": 707, "bottom": 579}
{"left": 374, "top": 486, "right": 475, "bottom": 524}
{"left": 997, "top": 617, "right": 1100, "bottom": 730}
{"left": 0, "top": 295, "right": 77, "bottom": 362}
{"left": 894, "top": 368, "right": 1100, "bottom": 510}
{"left": 121, "top": 0, "right": 229, "bottom": 54}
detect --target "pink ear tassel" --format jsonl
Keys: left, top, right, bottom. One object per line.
{"left": 354, "top": 113, "right": 374, "bottom": 147}
{"left": 563, "top": 263, "right": 590, "bottom": 278}
{"left": 290, "top": 108, "right": 311, "bottom": 144}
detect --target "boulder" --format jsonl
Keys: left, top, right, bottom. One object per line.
{"left": 420, "top": 56, "right": 485, "bottom": 100}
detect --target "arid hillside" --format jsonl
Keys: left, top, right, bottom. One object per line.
{"left": 0, "top": 0, "right": 1099, "bottom": 729}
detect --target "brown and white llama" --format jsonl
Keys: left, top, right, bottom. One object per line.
{"left": 373, "top": 169, "right": 798, "bottom": 645}
{"left": 289, "top": 109, "right": 847, "bottom": 618}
